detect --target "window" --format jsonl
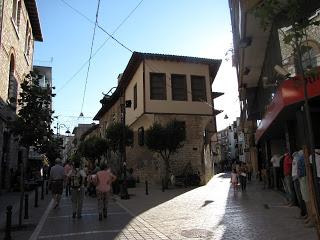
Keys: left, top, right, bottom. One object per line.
{"left": 12, "top": 0, "right": 21, "bottom": 30}
{"left": 133, "top": 84, "right": 137, "bottom": 109}
{"left": 191, "top": 75, "right": 206, "bottom": 101}
{"left": 150, "top": 73, "right": 166, "bottom": 100}
{"left": 25, "top": 22, "right": 31, "bottom": 55}
{"left": 8, "top": 55, "right": 18, "bottom": 108}
{"left": 171, "top": 74, "right": 187, "bottom": 101}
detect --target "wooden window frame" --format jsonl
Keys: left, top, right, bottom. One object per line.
{"left": 171, "top": 74, "right": 187, "bottom": 101}
{"left": 150, "top": 72, "right": 166, "bottom": 100}
{"left": 191, "top": 75, "right": 207, "bottom": 102}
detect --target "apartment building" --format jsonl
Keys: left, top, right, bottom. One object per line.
{"left": 94, "top": 52, "right": 222, "bottom": 184}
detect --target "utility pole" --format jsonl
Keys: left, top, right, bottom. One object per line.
{"left": 120, "top": 88, "right": 129, "bottom": 199}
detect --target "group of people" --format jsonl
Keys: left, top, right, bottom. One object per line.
{"left": 49, "top": 158, "right": 116, "bottom": 221}
{"left": 230, "top": 161, "right": 252, "bottom": 193}
{"left": 262, "top": 149, "right": 320, "bottom": 228}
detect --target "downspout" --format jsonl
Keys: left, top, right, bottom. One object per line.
{"left": 0, "top": 0, "right": 4, "bottom": 47}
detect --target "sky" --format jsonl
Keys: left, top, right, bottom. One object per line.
{"left": 34, "top": 0, "right": 240, "bottom": 133}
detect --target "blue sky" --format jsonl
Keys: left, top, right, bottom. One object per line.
{"left": 34, "top": 0, "right": 240, "bottom": 133}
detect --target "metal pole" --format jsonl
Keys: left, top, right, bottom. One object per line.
{"left": 296, "top": 41, "right": 320, "bottom": 209}
{"left": 41, "top": 180, "right": 44, "bottom": 200}
{"left": 46, "top": 180, "right": 48, "bottom": 195}
{"left": 24, "top": 194, "right": 29, "bottom": 219}
{"left": 34, "top": 186, "right": 39, "bottom": 207}
{"left": 120, "top": 92, "right": 129, "bottom": 199}
{"left": 18, "top": 163, "right": 24, "bottom": 227}
{"left": 5, "top": 205, "right": 12, "bottom": 240}
{"left": 145, "top": 180, "right": 148, "bottom": 195}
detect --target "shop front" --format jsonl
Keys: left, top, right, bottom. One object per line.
{"left": 255, "top": 68, "right": 320, "bottom": 166}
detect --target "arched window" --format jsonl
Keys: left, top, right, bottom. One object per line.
{"left": 8, "top": 55, "right": 18, "bottom": 108}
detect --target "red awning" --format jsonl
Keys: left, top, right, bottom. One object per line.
{"left": 255, "top": 68, "right": 320, "bottom": 143}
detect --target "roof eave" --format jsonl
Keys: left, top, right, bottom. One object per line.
{"left": 25, "top": 0, "right": 43, "bottom": 42}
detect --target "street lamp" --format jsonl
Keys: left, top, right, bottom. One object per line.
{"left": 54, "top": 123, "right": 70, "bottom": 135}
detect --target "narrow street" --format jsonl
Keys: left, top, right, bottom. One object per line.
{"left": 31, "top": 173, "right": 317, "bottom": 240}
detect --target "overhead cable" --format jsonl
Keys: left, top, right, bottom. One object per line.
{"left": 56, "top": 0, "right": 144, "bottom": 93}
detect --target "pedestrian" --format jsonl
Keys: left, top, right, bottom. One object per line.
{"left": 95, "top": 163, "right": 117, "bottom": 221}
{"left": 292, "top": 151, "right": 307, "bottom": 218}
{"left": 283, "top": 152, "right": 296, "bottom": 206}
{"left": 230, "top": 168, "right": 238, "bottom": 193}
{"left": 49, "top": 158, "right": 65, "bottom": 209}
{"left": 64, "top": 160, "right": 72, "bottom": 197}
{"left": 68, "top": 161, "right": 86, "bottom": 219}
{"left": 270, "top": 154, "right": 281, "bottom": 190}
{"left": 239, "top": 163, "right": 247, "bottom": 191}
{"left": 261, "top": 164, "right": 268, "bottom": 189}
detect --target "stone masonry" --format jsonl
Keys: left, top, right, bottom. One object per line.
{"left": 126, "top": 114, "right": 214, "bottom": 185}
{"left": 0, "top": 0, "right": 39, "bottom": 188}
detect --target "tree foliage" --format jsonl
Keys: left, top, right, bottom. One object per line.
{"left": 105, "top": 122, "right": 133, "bottom": 153}
{"left": 40, "top": 137, "right": 63, "bottom": 165}
{"left": 10, "top": 71, "right": 54, "bottom": 151}
{"left": 255, "top": 0, "right": 320, "bottom": 46}
{"left": 145, "top": 120, "right": 186, "bottom": 184}
{"left": 78, "top": 136, "right": 108, "bottom": 163}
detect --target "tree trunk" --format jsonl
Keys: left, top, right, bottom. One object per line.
{"left": 163, "top": 157, "right": 170, "bottom": 189}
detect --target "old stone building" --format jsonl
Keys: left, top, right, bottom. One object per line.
{"left": 94, "top": 52, "right": 222, "bottom": 184}
{"left": 0, "top": 0, "right": 42, "bottom": 188}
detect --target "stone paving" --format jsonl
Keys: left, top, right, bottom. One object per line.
{"left": 7, "top": 173, "right": 318, "bottom": 240}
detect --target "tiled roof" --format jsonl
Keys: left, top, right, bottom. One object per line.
{"left": 93, "top": 52, "right": 222, "bottom": 120}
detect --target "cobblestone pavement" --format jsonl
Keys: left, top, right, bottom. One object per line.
{"left": 31, "top": 173, "right": 317, "bottom": 240}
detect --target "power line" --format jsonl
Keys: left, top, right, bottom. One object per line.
{"left": 79, "top": 0, "right": 101, "bottom": 116}
{"left": 56, "top": 0, "right": 143, "bottom": 93}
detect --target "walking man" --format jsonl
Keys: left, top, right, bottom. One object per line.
{"left": 68, "top": 161, "right": 86, "bottom": 219}
{"left": 96, "top": 163, "right": 116, "bottom": 221}
{"left": 49, "top": 158, "right": 65, "bottom": 209}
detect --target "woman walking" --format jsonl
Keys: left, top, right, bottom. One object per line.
{"left": 230, "top": 168, "right": 238, "bottom": 193}
{"left": 96, "top": 163, "right": 117, "bottom": 221}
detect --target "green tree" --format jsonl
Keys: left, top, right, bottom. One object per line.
{"left": 8, "top": 71, "right": 54, "bottom": 227}
{"left": 145, "top": 120, "right": 186, "bottom": 187}
{"left": 40, "top": 137, "right": 63, "bottom": 166}
{"left": 78, "top": 136, "right": 108, "bottom": 165}
{"left": 105, "top": 122, "right": 133, "bottom": 153}
{"left": 10, "top": 71, "right": 54, "bottom": 152}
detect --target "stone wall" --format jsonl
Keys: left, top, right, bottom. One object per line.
{"left": 126, "top": 114, "right": 214, "bottom": 185}
{"left": 0, "top": 0, "right": 37, "bottom": 189}
{"left": 279, "top": 13, "right": 320, "bottom": 71}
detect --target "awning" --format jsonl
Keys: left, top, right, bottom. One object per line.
{"left": 255, "top": 68, "right": 320, "bottom": 143}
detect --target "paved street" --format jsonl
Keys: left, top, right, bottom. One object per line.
{"left": 27, "top": 173, "right": 317, "bottom": 240}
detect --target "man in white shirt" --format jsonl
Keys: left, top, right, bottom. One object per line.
{"left": 50, "top": 158, "right": 65, "bottom": 208}
{"left": 270, "top": 154, "right": 281, "bottom": 189}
